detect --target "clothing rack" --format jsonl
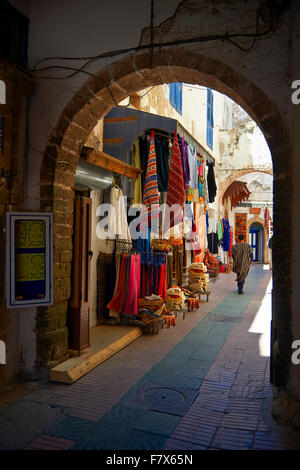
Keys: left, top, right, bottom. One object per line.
{"left": 143, "top": 128, "right": 174, "bottom": 142}
{"left": 177, "top": 123, "right": 215, "bottom": 165}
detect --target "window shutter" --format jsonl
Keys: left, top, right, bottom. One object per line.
{"left": 206, "top": 88, "right": 214, "bottom": 149}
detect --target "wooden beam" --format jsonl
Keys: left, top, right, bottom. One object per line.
{"left": 84, "top": 148, "right": 142, "bottom": 180}
{"left": 104, "top": 116, "right": 138, "bottom": 123}
{"left": 102, "top": 137, "right": 123, "bottom": 144}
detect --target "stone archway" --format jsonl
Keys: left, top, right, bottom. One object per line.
{"left": 247, "top": 216, "right": 269, "bottom": 264}
{"left": 218, "top": 168, "right": 273, "bottom": 219}
{"left": 38, "top": 48, "right": 292, "bottom": 394}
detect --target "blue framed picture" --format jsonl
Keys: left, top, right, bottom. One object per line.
{"left": 6, "top": 212, "right": 53, "bottom": 308}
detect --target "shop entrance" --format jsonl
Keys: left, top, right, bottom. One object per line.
{"left": 249, "top": 222, "right": 264, "bottom": 263}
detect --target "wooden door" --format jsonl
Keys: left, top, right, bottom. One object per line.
{"left": 68, "top": 194, "right": 92, "bottom": 352}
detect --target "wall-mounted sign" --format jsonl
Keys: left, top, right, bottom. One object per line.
{"left": 6, "top": 212, "right": 53, "bottom": 308}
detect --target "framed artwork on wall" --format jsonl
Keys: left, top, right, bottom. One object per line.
{"left": 6, "top": 212, "right": 53, "bottom": 308}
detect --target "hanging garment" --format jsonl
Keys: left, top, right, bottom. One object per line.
{"left": 142, "top": 130, "right": 160, "bottom": 208}
{"left": 229, "top": 227, "right": 233, "bottom": 259}
{"left": 122, "top": 254, "right": 141, "bottom": 316}
{"left": 179, "top": 135, "right": 190, "bottom": 189}
{"left": 264, "top": 206, "right": 270, "bottom": 234}
{"left": 207, "top": 233, "right": 219, "bottom": 254}
{"left": 139, "top": 130, "right": 160, "bottom": 243}
{"left": 139, "top": 135, "right": 150, "bottom": 194}
{"left": 155, "top": 136, "right": 169, "bottom": 193}
{"left": 206, "top": 214, "right": 218, "bottom": 254}
{"left": 174, "top": 247, "right": 183, "bottom": 287}
{"left": 222, "top": 217, "right": 231, "bottom": 252}
{"left": 97, "top": 251, "right": 115, "bottom": 321}
{"left": 187, "top": 145, "right": 198, "bottom": 189}
{"left": 206, "top": 161, "right": 217, "bottom": 203}
{"left": 109, "top": 251, "right": 122, "bottom": 319}
{"left": 218, "top": 219, "right": 223, "bottom": 242}
{"left": 165, "top": 132, "right": 185, "bottom": 232}
{"left": 158, "top": 264, "right": 167, "bottom": 301}
{"left": 106, "top": 186, "right": 131, "bottom": 241}
{"left": 106, "top": 252, "right": 128, "bottom": 313}
{"left": 167, "top": 253, "right": 173, "bottom": 288}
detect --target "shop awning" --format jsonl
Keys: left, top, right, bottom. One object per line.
{"left": 222, "top": 181, "right": 251, "bottom": 208}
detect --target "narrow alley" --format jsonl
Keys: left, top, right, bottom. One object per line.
{"left": 0, "top": 265, "right": 299, "bottom": 451}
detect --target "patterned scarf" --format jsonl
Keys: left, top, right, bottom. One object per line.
{"left": 164, "top": 132, "right": 185, "bottom": 231}
{"left": 140, "top": 130, "right": 160, "bottom": 237}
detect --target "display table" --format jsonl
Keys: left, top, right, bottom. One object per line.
{"left": 198, "top": 290, "right": 211, "bottom": 302}
{"left": 186, "top": 296, "right": 200, "bottom": 311}
{"left": 163, "top": 313, "right": 176, "bottom": 328}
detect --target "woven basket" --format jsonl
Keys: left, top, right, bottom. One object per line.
{"left": 141, "top": 318, "right": 160, "bottom": 335}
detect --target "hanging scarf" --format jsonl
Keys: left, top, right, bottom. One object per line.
{"left": 164, "top": 132, "right": 185, "bottom": 233}
{"left": 139, "top": 130, "right": 160, "bottom": 240}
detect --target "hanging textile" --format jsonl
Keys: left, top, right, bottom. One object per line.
{"left": 142, "top": 130, "right": 160, "bottom": 208}
{"left": 106, "top": 252, "right": 128, "bottom": 314}
{"left": 136, "top": 130, "right": 160, "bottom": 251}
{"left": 155, "top": 135, "right": 170, "bottom": 193}
{"left": 207, "top": 212, "right": 218, "bottom": 254}
{"left": 139, "top": 252, "right": 167, "bottom": 301}
{"left": 197, "top": 154, "right": 205, "bottom": 201}
{"left": 218, "top": 219, "right": 223, "bottom": 242}
{"left": 179, "top": 135, "right": 190, "bottom": 189}
{"left": 165, "top": 132, "right": 185, "bottom": 232}
{"left": 97, "top": 251, "right": 115, "bottom": 321}
{"left": 206, "top": 161, "right": 217, "bottom": 203}
{"left": 105, "top": 186, "right": 131, "bottom": 241}
{"left": 187, "top": 144, "right": 198, "bottom": 189}
{"left": 235, "top": 213, "right": 247, "bottom": 243}
{"left": 229, "top": 227, "right": 233, "bottom": 259}
{"left": 122, "top": 253, "right": 141, "bottom": 316}
{"left": 106, "top": 251, "right": 142, "bottom": 317}
{"left": 222, "top": 217, "right": 231, "bottom": 252}
{"left": 264, "top": 206, "right": 270, "bottom": 234}
{"left": 139, "top": 135, "right": 150, "bottom": 194}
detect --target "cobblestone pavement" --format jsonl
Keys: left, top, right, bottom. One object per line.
{"left": 1, "top": 265, "right": 300, "bottom": 451}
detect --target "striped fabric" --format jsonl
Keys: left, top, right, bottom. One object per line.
{"left": 165, "top": 132, "right": 185, "bottom": 229}
{"left": 143, "top": 130, "right": 160, "bottom": 208}
{"left": 140, "top": 130, "right": 160, "bottom": 233}
{"left": 232, "top": 242, "right": 253, "bottom": 283}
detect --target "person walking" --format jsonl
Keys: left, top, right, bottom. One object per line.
{"left": 232, "top": 234, "right": 253, "bottom": 295}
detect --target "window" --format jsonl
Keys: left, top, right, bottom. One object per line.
{"left": 169, "top": 83, "right": 183, "bottom": 115}
{"left": 206, "top": 88, "right": 214, "bottom": 149}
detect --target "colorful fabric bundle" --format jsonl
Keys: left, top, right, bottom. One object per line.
{"left": 203, "top": 249, "right": 219, "bottom": 269}
{"left": 138, "top": 295, "right": 164, "bottom": 312}
{"left": 166, "top": 287, "right": 186, "bottom": 310}
{"left": 188, "top": 262, "right": 210, "bottom": 292}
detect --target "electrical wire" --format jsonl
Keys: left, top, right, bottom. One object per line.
{"left": 32, "top": 1, "right": 274, "bottom": 79}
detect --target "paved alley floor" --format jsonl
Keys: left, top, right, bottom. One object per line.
{"left": 1, "top": 265, "right": 300, "bottom": 452}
